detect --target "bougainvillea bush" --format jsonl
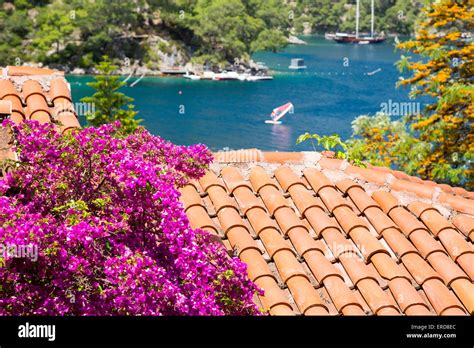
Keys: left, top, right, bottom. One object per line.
{"left": 0, "top": 120, "right": 261, "bottom": 315}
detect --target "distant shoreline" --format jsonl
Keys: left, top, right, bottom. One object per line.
{"left": 60, "top": 34, "right": 404, "bottom": 77}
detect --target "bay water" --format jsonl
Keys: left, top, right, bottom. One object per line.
{"left": 69, "top": 35, "right": 414, "bottom": 152}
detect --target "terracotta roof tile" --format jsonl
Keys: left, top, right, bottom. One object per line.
{"left": 340, "top": 182, "right": 380, "bottom": 213}
{"left": 388, "top": 278, "right": 432, "bottom": 315}
{"left": 186, "top": 205, "right": 219, "bottom": 234}
{"left": 249, "top": 166, "right": 279, "bottom": 193}
{"left": 345, "top": 165, "right": 389, "bottom": 185}
{"left": 349, "top": 227, "right": 390, "bottom": 262}
{"left": 439, "top": 193, "right": 474, "bottom": 215}
{"left": 220, "top": 166, "right": 254, "bottom": 194}
{"left": 0, "top": 100, "right": 12, "bottom": 116}
{"left": 57, "top": 113, "right": 80, "bottom": 133}
{"left": 302, "top": 167, "right": 334, "bottom": 194}
{"left": 179, "top": 185, "right": 204, "bottom": 211}
{"left": 6, "top": 66, "right": 62, "bottom": 76}
{"left": 456, "top": 253, "right": 474, "bottom": 280}
{"left": 49, "top": 78, "right": 72, "bottom": 102}
{"left": 453, "top": 214, "right": 474, "bottom": 240}
{"left": 450, "top": 279, "right": 474, "bottom": 315}
{"left": 319, "top": 187, "right": 353, "bottom": 214}
{"left": 274, "top": 166, "right": 306, "bottom": 192}
{"left": 22, "top": 79, "right": 46, "bottom": 102}
{"left": 372, "top": 191, "right": 401, "bottom": 215}
{"left": 0, "top": 66, "right": 80, "bottom": 168}
{"left": 374, "top": 192, "right": 431, "bottom": 238}
{"left": 437, "top": 229, "right": 473, "bottom": 262}
{"left": 246, "top": 208, "right": 279, "bottom": 236}
{"left": 422, "top": 279, "right": 466, "bottom": 315}
{"left": 253, "top": 276, "right": 294, "bottom": 314}
{"left": 259, "top": 228, "right": 294, "bottom": 258}
{"left": 194, "top": 152, "right": 473, "bottom": 315}
{"left": 356, "top": 278, "right": 400, "bottom": 315}
{"left": 287, "top": 227, "right": 325, "bottom": 257}
{"left": 409, "top": 229, "right": 447, "bottom": 259}
{"left": 371, "top": 253, "right": 411, "bottom": 281}
{"left": 273, "top": 208, "right": 307, "bottom": 236}
{"left": 198, "top": 170, "right": 226, "bottom": 192}
{"left": 380, "top": 227, "right": 419, "bottom": 259}
{"left": 240, "top": 249, "right": 273, "bottom": 282}
{"left": 207, "top": 185, "right": 239, "bottom": 213}
{"left": 427, "top": 252, "right": 470, "bottom": 287}
{"left": 401, "top": 253, "right": 443, "bottom": 285}
{"left": 390, "top": 179, "right": 437, "bottom": 199}
{"left": 227, "top": 226, "right": 260, "bottom": 256}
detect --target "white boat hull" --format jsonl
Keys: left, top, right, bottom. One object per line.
{"left": 247, "top": 76, "right": 273, "bottom": 81}
{"left": 265, "top": 120, "right": 282, "bottom": 124}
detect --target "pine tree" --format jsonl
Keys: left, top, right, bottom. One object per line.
{"left": 81, "top": 56, "right": 142, "bottom": 134}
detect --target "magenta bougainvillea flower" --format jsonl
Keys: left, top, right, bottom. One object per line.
{"left": 0, "top": 121, "right": 261, "bottom": 315}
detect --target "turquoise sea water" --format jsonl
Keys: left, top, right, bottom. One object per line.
{"left": 69, "top": 35, "right": 415, "bottom": 152}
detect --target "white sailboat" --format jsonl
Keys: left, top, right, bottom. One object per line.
{"left": 327, "top": 0, "right": 385, "bottom": 44}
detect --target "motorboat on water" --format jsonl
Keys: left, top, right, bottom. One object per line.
{"left": 183, "top": 72, "right": 201, "bottom": 80}
{"left": 265, "top": 102, "right": 294, "bottom": 124}
{"left": 246, "top": 75, "right": 273, "bottom": 81}
{"left": 213, "top": 70, "right": 241, "bottom": 80}
{"left": 200, "top": 71, "right": 215, "bottom": 80}
{"left": 182, "top": 69, "right": 273, "bottom": 81}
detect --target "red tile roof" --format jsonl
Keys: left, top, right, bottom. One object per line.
{"left": 1, "top": 67, "right": 472, "bottom": 316}
{"left": 0, "top": 66, "right": 81, "bottom": 172}
{"left": 181, "top": 149, "right": 474, "bottom": 315}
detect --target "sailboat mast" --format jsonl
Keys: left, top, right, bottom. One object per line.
{"left": 371, "top": 0, "right": 375, "bottom": 38}
{"left": 355, "top": 0, "right": 360, "bottom": 38}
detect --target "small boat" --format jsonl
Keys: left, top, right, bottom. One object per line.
{"left": 246, "top": 75, "right": 273, "bottom": 81}
{"left": 288, "top": 58, "right": 307, "bottom": 70}
{"left": 183, "top": 72, "right": 201, "bottom": 80}
{"left": 200, "top": 71, "right": 215, "bottom": 80}
{"left": 325, "top": 0, "right": 386, "bottom": 44}
{"left": 367, "top": 68, "right": 382, "bottom": 76}
{"left": 265, "top": 102, "right": 294, "bottom": 124}
{"left": 160, "top": 66, "right": 187, "bottom": 75}
{"left": 213, "top": 70, "right": 241, "bottom": 81}
{"left": 325, "top": 33, "right": 336, "bottom": 40}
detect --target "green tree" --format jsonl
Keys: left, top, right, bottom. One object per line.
{"left": 33, "top": 1, "right": 77, "bottom": 62}
{"left": 349, "top": 0, "right": 473, "bottom": 187}
{"left": 187, "top": 0, "right": 264, "bottom": 63}
{"left": 81, "top": 56, "right": 142, "bottom": 134}
{"left": 251, "top": 29, "right": 288, "bottom": 53}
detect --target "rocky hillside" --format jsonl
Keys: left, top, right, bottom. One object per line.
{"left": 0, "top": 0, "right": 422, "bottom": 74}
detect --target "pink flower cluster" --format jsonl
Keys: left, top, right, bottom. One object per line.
{"left": 0, "top": 121, "right": 262, "bottom": 315}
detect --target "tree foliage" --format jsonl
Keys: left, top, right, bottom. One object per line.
{"left": 349, "top": 0, "right": 473, "bottom": 187}
{"left": 293, "top": 0, "right": 423, "bottom": 35}
{"left": 81, "top": 57, "right": 142, "bottom": 134}
{"left": 0, "top": 0, "right": 424, "bottom": 68}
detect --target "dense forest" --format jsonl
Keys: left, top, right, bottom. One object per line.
{"left": 0, "top": 0, "right": 424, "bottom": 71}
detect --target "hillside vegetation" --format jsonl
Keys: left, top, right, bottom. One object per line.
{"left": 0, "top": 0, "right": 422, "bottom": 71}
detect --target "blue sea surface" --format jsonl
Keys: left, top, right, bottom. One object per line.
{"left": 69, "top": 35, "right": 415, "bottom": 152}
